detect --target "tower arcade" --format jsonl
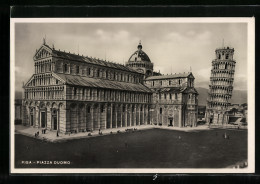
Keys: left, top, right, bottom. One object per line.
{"left": 206, "top": 46, "right": 236, "bottom": 125}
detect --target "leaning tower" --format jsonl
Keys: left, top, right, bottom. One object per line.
{"left": 205, "top": 46, "right": 236, "bottom": 125}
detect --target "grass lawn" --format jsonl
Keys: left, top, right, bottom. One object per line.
{"left": 15, "top": 128, "right": 247, "bottom": 168}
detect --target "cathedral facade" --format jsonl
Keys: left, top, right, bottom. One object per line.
{"left": 22, "top": 40, "right": 198, "bottom": 133}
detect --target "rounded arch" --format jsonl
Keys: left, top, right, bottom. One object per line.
{"left": 29, "top": 101, "right": 34, "bottom": 107}
{"left": 52, "top": 102, "right": 58, "bottom": 109}
{"left": 34, "top": 100, "right": 39, "bottom": 106}
{"left": 58, "top": 103, "right": 64, "bottom": 110}
{"left": 46, "top": 102, "right": 51, "bottom": 108}
{"left": 70, "top": 103, "right": 77, "bottom": 109}
{"left": 24, "top": 101, "right": 28, "bottom": 106}
{"left": 39, "top": 102, "right": 46, "bottom": 108}
{"left": 79, "top": 103, "right": 85, "bottom": 109}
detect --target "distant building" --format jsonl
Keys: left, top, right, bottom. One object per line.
{"left": 198, "top": 106, "right": 206, "bottom": 121}
{"left": 227, "top": 103, "right": 247, "bottom": 125}
{"left": 205, "top": 46, "right": 236, "bottom": 126}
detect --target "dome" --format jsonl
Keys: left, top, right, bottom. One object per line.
{"left": 128, "top": 42, "right": 151, "bottom": 62}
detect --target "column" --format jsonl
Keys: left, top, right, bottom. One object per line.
{"left": 179, "top": 106, "right": 182, "bottom": 127}
{"left": 110, "top": 103, "right": 113, "bottom": 128}
{"left": 120, "top": 105, "right": 123, "bottom": 127}
{"left": 148, "top": 106, "right": 151, "bottom": 125}
{"left": 142, "top": 105, "right": 145, "bottom": 125}
{"left": 90, "top": 105, "right": 94, "bottom": 131}
{"left": 76, "top": 105, "right": 79, "bottom": 132}
{"left": 157, "top": 106, "right": 159, "bottom": 126}
{"left": 129, "top": 104, "right": 132, "bottom": 127}
{"left": 138, "top": 105, "right": 141, "bottom": 126}
{"left": 115, "top": 104, "right": 117, "bottom": 128}
{"left": 35, "top": 105, "right": 39, "bottom": 127}
{"left": 103, "top": 104, "right": 107, "bottom": 130}
{"left": 97, "top": 104, "right": 101, "bottom": 130}
{"left": 145, "top": 105, "right": 148, "bottom": 125}
{"left": 125, "top": 104, "right": 128, "bottom": 127}
{"left": 57, "top": 109, "right": 60, "bottom": 131}
{"left": 47, "top": 107, "right": 51, "bottom": 129}
{"left": 134, "top": 104, "right": 137, "bottom": 126}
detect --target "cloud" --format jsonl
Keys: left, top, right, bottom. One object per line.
{"left": 95, "top": 29, "right": 131, "bottom": 43}
{"left": 14, "top": 23, "right": 248, "bottom": 94}
{"left": 186, "top": 30, "right": 196, "bottom": 36}
{"left": 96, "top": 29, "right": 104, "bottom": 36}
{"left": 165, "top": 30, "right": 212, "bottom": 46}
{"left": 233, "top": 74, "right": 247, "bottom": 90}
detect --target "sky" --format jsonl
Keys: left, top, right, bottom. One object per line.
{"left": 14, "top": 22, "right": 248, "bottom": 92}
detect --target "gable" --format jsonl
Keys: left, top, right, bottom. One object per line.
{"left": 188, "top": 73, "right": 195, "bottom": 79}
{"left": 182, "top": 87, "right": 198, "bottom": 94}
{"left": 33, "top": 44, "right": 53, "bottom": 60}
{"left": 24, "top": 73, "right": 65, "bottom": 87}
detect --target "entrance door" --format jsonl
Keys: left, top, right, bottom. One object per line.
{"left": 169, "top": 119, "right": 173, "bottom": 126}
{"left": 53, "top": 117, "right": 57, "bottom": 130}
{"left": 30, "top": 115, "right": 34, "bottom": 126}
{"left": 41, "top": 112, "right": 46, "bottom": 128}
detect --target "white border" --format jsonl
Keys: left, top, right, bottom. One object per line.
{"left": 10, "top": 18, "right": 255, "bottom": 174}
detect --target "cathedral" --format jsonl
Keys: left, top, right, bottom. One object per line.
{"left": 22, "top": 40, "right": 198, "bottom": 133}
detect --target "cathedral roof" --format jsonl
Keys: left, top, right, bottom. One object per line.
{"left": 128, "top": 42, "right": 151, "bottom": 63}
{"left": 35, "top": 44, "right": 140, "bottom": 74}
{"left": 155, "top": 87, "right": 198, "bottom": 94}
{"left": 52, "top": 49, "right": 139, "bottom": 73}
{"left": 54, "top": 73, "right": 152, "bottom": 93}
{"left": 182, "top": 87, "right": 199, "bottom": 94}
{"left": 145, "top": 72, "right": 194, "bottom": 80}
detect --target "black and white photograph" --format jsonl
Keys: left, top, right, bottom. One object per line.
{"left": 10, "top": 18, "right": 255, "bottom": 173}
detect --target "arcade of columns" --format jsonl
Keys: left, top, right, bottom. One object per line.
{"left": 23, "top": 100, "right": 151, "bottom": 133}
{"left": 68, "top": 102, "right": 151, "bottom": 133}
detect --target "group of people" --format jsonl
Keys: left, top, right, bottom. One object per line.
{"left": 34, "top": 129, "right": 47, "bottom": 137}
{"left": 42, "top": 128, "right": 47, "bottom": 134}
{"left": 125, "top": 128, "right": 138, "bottom": 132}
{"left": 98, "top": 129, "right": 103, "bottom": 135}
{"left": 34, "top": 131, "right": 39, "bottom": 137}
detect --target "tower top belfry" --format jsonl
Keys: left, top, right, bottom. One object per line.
{"left": 215, "top": 46, "right": 235, "bottom": 61}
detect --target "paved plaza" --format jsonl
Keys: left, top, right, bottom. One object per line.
{"left": 15, "top": 127, "right": 247, "bottom": 168}
{"left": 15, "top": 124, "right": 210, "bottom": 142}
